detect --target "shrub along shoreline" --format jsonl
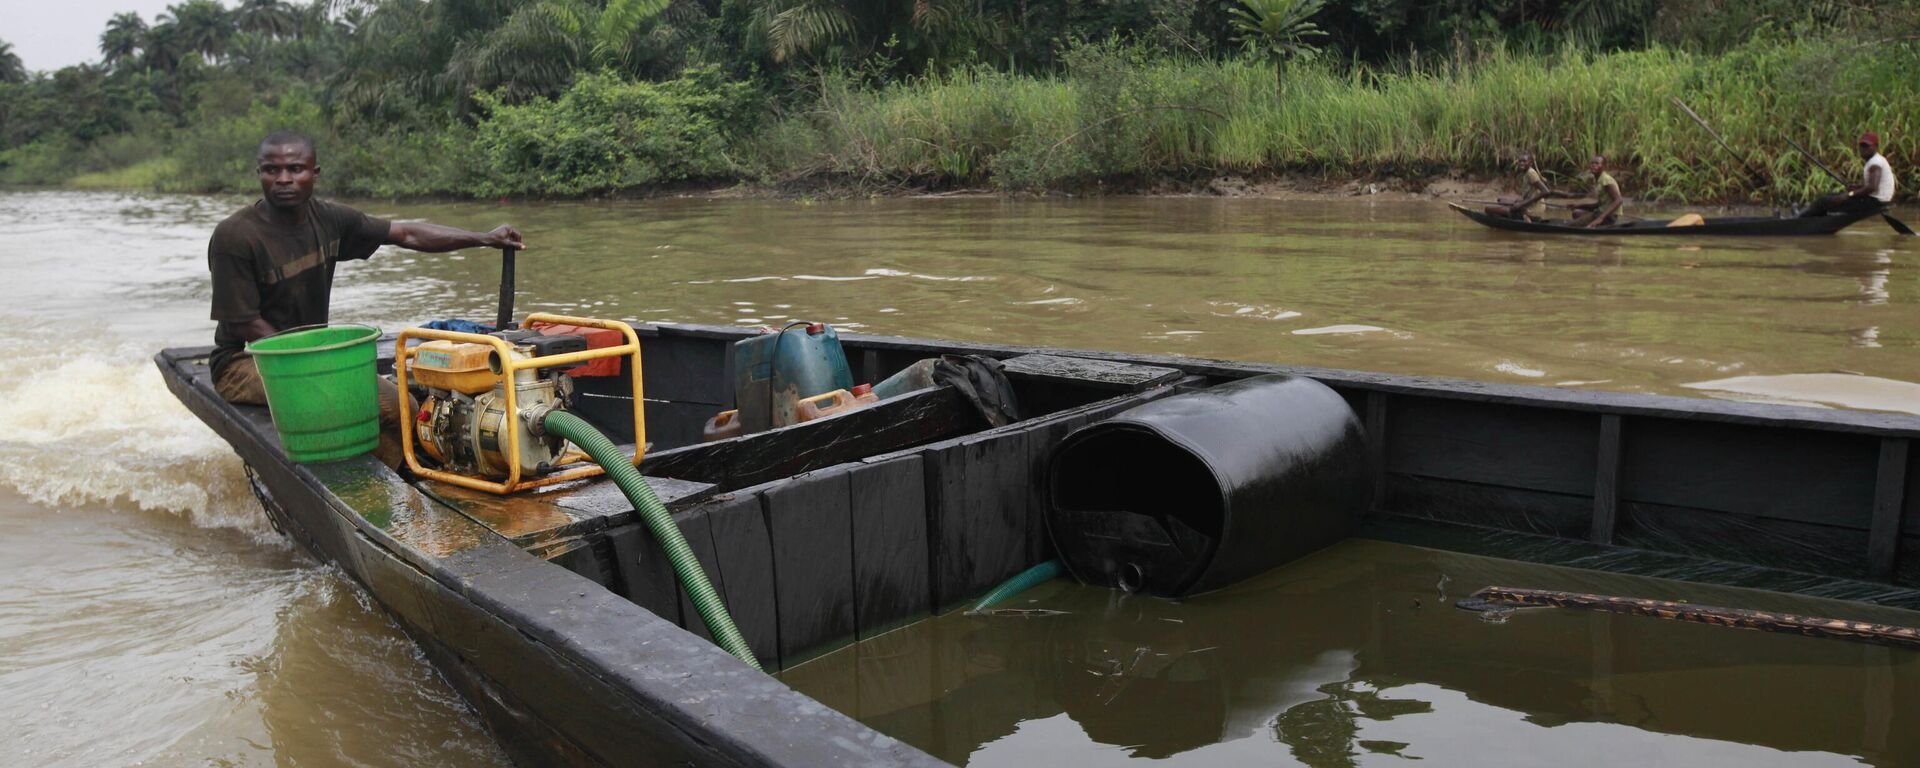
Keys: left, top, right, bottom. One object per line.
{"left": 5, "top": 38, "right": 1915, "bottom": 205}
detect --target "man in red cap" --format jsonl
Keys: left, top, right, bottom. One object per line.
{"left": 1801, "top": 132, "right": 1896, "bottom": 217}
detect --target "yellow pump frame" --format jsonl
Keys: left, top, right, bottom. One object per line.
{"left": 395, "top": 313, "right": 646, "bottom": 494}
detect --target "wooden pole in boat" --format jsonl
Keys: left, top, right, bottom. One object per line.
{"left": 1462, "top": 199, "right": 1578, "bottom": 210}
{"left": 1469, "top": 586, "right": 1920, "bottom": 650}
{"left": 1783, "top": 135, "right": 1850, "bottom": 187}
{"left": 1670, "top": 97, "right": 1775, "bottom": 199}
{"left": 1782, "top": 135, "right": 1916, "bottom": 237}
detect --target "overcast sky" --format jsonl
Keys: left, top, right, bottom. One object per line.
{"left": 6, "top": 0, "right": 181, "bottom": 73}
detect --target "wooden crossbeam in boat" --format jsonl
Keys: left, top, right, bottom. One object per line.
{"left": 1469, "top": 586, "right": 1920, "bottom": 650}
{"left": 1000, "top": 353, "right": 1182, "bottom": 391}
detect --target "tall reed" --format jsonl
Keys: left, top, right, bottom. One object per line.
{"left": 754, "top": 37, "right": 1920, "bottom": 202}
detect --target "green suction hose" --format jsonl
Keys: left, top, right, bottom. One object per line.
{"left": 968, "top": 559, "right": 1064, "bottom": 614}
{"left": 542, "top": 411, "right": 761, "bottom": 670}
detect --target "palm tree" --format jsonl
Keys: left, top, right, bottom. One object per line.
{"left": 746, "top": 0, "right": 997, "bottom": 68}
{"left": 1228, "top": 0, "right": 1328, "bottom": 64}
{"left": 143, "top": 20, "right": 186, "bottom": 73}
{"left": 441, "top": 0, "right": 671, "bottom": 102}
{"left": 234, "top": 0, "right": 297, "bottom": 39}
{"left": 166, "top": 0, "right": 235, "bottom": 62}
{"left": 331, "top": 0, "right": 473, "bottom": 119}
{"left": 0, "top": 40, "right": 26, "bottom": 84}
{"left": 100, "top": 13, "right": 149, "bottom": 68}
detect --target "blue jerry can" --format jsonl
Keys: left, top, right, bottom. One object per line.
{"left": 732, "top": 323, "right": 853, "bottom": 432}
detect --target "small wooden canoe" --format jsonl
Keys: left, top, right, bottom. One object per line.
{"left": 1449, "top": 202, "right": 1883, "bottom": 236}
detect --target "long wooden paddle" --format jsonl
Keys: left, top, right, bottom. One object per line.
{"left": 1463, "top": 198, "right": 1577, "bottom": 210}
{"left": 1670, "top": 97, "right": 1774, "bottom": 194}
{"left": 1782, "top": 135, "right": 1915, "bottom": 236}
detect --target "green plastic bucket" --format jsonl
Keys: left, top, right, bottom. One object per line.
{"left": 246, "top": 324, "right": 382, "bottom": 463}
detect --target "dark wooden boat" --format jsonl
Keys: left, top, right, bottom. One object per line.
{"left": 156, "top": 323, "right": 1920, "bottom": 767}
{"left": 1449, "top": 202, "right": 1885, "bottom": 235}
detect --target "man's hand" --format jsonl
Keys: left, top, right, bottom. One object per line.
{"left": 484, "top": 225, "right": 527, "bottom": 250}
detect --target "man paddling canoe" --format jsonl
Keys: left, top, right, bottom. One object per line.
{"left": 1799, "top": 132, "right": 1896, "bottom": 218}
{"left": 1566, "top": 155, "right": 1625, "bottom": 228}
{"left": 208, "top": 130, "right": 527, "bottom": 467}
{"left": 1483, "top": 152, "right": 1554, "bottom": 221}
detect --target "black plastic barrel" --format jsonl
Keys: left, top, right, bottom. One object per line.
{"left": 1045, "top": 374, "right": 1368, "bottom": 597}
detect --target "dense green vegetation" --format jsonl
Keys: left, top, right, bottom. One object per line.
{"left": 0, "top": 0, "right": 1914, "bottom": 202}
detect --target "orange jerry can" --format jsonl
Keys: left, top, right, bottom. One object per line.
{"left": 794, "top": 384, "right": 879, "bottom": 423}
{"left": 702, "top": 409, "right": 743, "bottom": 442}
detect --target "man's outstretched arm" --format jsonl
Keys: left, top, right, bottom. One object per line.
{"left": 387, "top": 222, "right": 527, "bottom": 253}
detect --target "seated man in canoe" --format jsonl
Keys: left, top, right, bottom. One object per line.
{"left": 1799, "top": 132, "right": 1896, "bottom": 218}
{"left": 1482, "top": 152, "right": 1553, "bottom": 222}
{"left": 208, "top": 130, "right": 527, "bottom": 466}
{"left": 1565, "top": 155, "right": 1625, "bottom": 228}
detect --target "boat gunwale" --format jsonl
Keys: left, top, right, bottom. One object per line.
{"left": 748, "top": 325, "right": 1919, "bottom": 439}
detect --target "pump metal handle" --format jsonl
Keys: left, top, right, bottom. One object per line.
{"left": 496, "top": 246, "right": 517, "bottom": 330}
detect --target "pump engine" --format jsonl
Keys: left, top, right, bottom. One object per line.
{"left": 408, "top": 329, "right": 588, "bottom": 479}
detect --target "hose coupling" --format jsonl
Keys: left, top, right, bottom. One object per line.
{"left": 522, "top": 402, "right": 563, "bottom": 439}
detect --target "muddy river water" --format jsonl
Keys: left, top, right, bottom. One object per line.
{"left": 0, "top": 189, "right": 1914, "bottom": 766}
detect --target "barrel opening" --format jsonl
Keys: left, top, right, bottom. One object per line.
{"left": 1050, "top": 426, "right": 1225, "bottom": 541}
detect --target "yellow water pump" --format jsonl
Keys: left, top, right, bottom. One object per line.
{"left": 395, "top": 313, "right": 645, "bottom": 495}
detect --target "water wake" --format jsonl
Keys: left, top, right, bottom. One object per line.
{"left": 0, "top": 326, "right": 263, "bottom": 534}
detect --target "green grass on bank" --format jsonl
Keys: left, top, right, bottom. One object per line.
{"left": 10, "top": 37, "right": 1916, "bottom": 203}
{"left": 67, "top": 157, "right": 181, "bottom": 190}
{"left": 754, "top": 37, "right": 1919, "bottom": 202}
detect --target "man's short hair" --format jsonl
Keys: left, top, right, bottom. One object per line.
{"left": 258, "top": 130, "right": 317, "bottom": 162}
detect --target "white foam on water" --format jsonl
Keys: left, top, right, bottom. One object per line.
{"left": 1208, "top": 301, "right": 1302, "bottom": 321}
{"left": 0, "top": 324, "right": 262, "bottom": 534}
{"left": 863, "top": 268, "right": 992, "bottom": 282}
{"left": 793, "top": 273, "right": 879, "bottom": 282}
{"left": 1293, "top": 324, "right": 1386, "bottom": 336}
{"left": 1494, "top": 361, "right": 1547, "bottom": 378}
{"left": 1683, "top": 373, "right": 1920, "bottom": 415}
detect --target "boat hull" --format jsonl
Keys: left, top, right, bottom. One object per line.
{"left": 1449, "top": 202, "right": 1885, "bottom": 235}
{"left": 157, "top": 322, "right": 1920, "bottom": 766}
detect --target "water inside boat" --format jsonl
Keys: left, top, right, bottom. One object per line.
{"left": 782, "top": 538, "right": 1920, "bottom": 767}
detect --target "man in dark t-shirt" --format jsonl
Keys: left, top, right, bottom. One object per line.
{"left": 210, "top": 130, "right": 526, "bottom": 465}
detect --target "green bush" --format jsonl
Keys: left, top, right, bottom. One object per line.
{"left": 328, "top": 124, "right": 483, "bottom": 198}
{"left": 162, "top": 89, "right": 329, "bottom": 193}
{"left": 0, "top": 136, "right": 86, "bottom": 186}
{"left": 471, "top": 68, "right": 752, "bottom": 196}
{"left": 0, "top": 118, "right": 172, "bottom": 189}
